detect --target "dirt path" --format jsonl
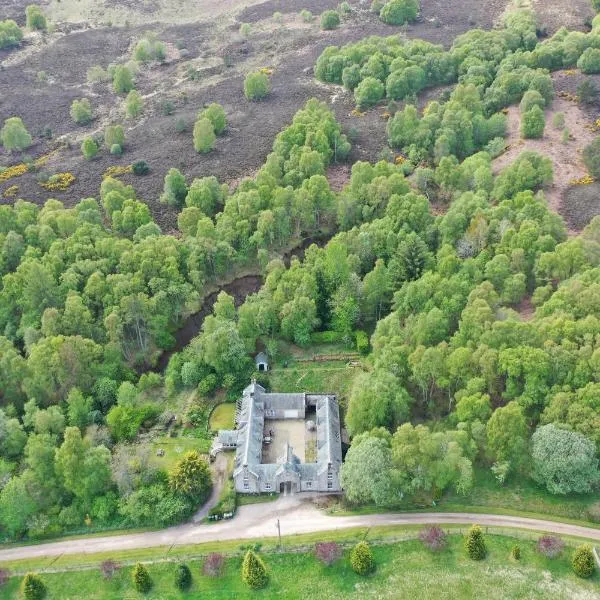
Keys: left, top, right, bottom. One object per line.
{"left": 2, "top": 495, "right": 600, "bottom": 564}
{"left": 191, "top": 452, "right": 228, "bottom": 523}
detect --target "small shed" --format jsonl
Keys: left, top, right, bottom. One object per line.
{"left": 255, "top": 351, "right": 269, "bottom": 372}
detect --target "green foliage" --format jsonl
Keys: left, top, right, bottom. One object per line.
{"left": 300, "top": 9, "right": 313, "bottom": 22}
{"left": 577, "top": 78, "right": 598, "bottom": 104}
{"left": 193, "top": 117, "right": 216, "bottom": 153}
{"left": 132, "top": 160, "right": 150, "bottom": 175}
{"left": 81, "top": 137, "right": 99, "bottom": 160}
{"left": 356, "top": 330, "right": 369, "bottom": 354}
{"left": 511, "top": 545, "right": 521, "bottom": 560}
{"left": 531, "top": 424, "right": 599, "bottom": 495}
{"left": 199, "top": 103, "right": 227, "bottom": 135}
{"left": 244, "top": 72, "right": 271, "bottom": 101}
{"left": 133, "top": 33, "right": 166, "bottom": 63}
{"left": 21, "top": 573, "right": 46, "bottom": 600}
{"left": 552, "top": 112, "right": 565, "bottom": 129}
{"left": 0, "top": 116, "right": 32, "bottom": 152}
{"left": 583, "top": 136, "right": 600, "bottom": 178}
{"left": 160, "top": 168, "right": 188, "bottom": 207}
{"left": 572, "top": 544, "right": 596, "bottom": 578}
{"left": 112, "top": 65, "right": 134, "bottom": 94}
{"left": 169, "top": 451, "right": 212, "bottom": 502}
{"left": 26, "top": 5, "right": 47, "bottom": 30}
{"left": 320, "top": 10, "right": 341, "bottom": 30}
{"left": 132, "top": 563, "right": 153, "bottom": 593}
{"left": 354, "top": 77, "right": 385, "bottom": 109}
{"left": 242, "top": 550, "right": 269, "bottom": 589}
{"left": 519, "top": 90, "right": 545, "bottom": 113}
{"left": 578, "top": 47, "right": 600, "bottom": 74}
{"left": 350, "top": 541, "right": 375, "bottom": 575}
{"left": 110, "top": 144, "right": 122, "bottom": 156}
{"left": 174, "top": 563, "right": 192, "bottom": 590}
{"left": 125, "top": 90, "right": 144, "bottom": 119}
{"left": 104, "top": 125, "right": 125, "bottom": 149}
{"left": 239, "top": 22, "right": 251, "bottom": 37}
{"left": 70, "top": 98, "right": 93, "bottom": 125}
{"left": 0, "top": 19, "right": 23, "bottom": 49}
{"left": 521, "top": 106, "right": 545, "bottom": 139}
{"left": 465, "top": 525, "right": 487, "bottom": 560}
{"left": 379, "top": 0, "right": 419, "bottom": 25}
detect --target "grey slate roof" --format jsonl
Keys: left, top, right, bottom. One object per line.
{"left": 316, "top": 396, "right": 342, "bottom": 474}
{"left": 263, "top": 393, "right": 305, "bottom": 412}
{"left": 255, "top": 352, "right": 268, "bottom": 364}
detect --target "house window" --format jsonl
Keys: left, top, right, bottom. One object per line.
{"left": 265, "top": 483, "right": 271, "bottom": 491}
{"left": 327, "top": 481, "right": 333, "bottom": 489}
{"left": 243, "top": 475, "right": 249, "bottom": 490}
{"left": 306, "top": 481, "right": 312, "bottom": 488}
{"left": 327, "top": 472, "right": 333, "bottom": 480}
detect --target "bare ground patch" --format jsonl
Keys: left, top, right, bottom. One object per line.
{"left": 492, "top": 90, "right": 596, "bottom": 233}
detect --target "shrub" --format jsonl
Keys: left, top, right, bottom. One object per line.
{"left": 371, "top": 0, "right": 385, "bottom": 12}
{"left": 356, "top": 330, "right": 369, "bottom": 354}
{"left": 87, "top": 65, "right": 110, "bottom": 83}
{"left": 419, "top": 525, "right": 447, "bottom": 552}
{"left": 537, "top": 535, "right": 564, "bottom": 558}
{"left": 521, "top": 106, "right": 545, "bottom": 139}
{"left": 21, "top": 573, "right": 46, "bottom": 600}
{"left": 342, "top": 64, "right": 362, "bottom": 90}
{"left": 100, "top": 560, "right": 119, "bottom": 580}
{"left": 0, "top": 117, "right": 32, "bottom": 152}
{"left": 242, "top": 550, "right": 268, "bottom": 589}
{"left": 81, "top": 137, "right": 99, "bottom": 160}
{"left": 552, "top": 112, "right": 565, "bottom": 129}
{"left": 105, "top": 125, "right": 125, "bottom": 149}
{"left": 244, "top": 72, "right": 271, "bottom": 101}
{"left": 161, "top": 99, "right": 175, "bottom": 116}
{"left": 125, "top": 90, "right": 144, "bottom": 119}
{"left": 320, "top": 10, "right": 341, "bottom": 30}
{"left": 300, "top": 9, "right": 313, "bottom": 22}
{"left": 584, "top": 136, "right": 600, "bottom": 178}
{"left": 132, "top": 563, "right": 153, "bottom": 593}
{"left": 110, "top": 144, "right": 123, "bottom": 156}
{"left": 169, "top": 450, "right": 212, "bottom": 501}
{"left": 562, "top": 128, "right": 570, "bottom": 144}
{"left": 133, "top": 35, "right": 166, "bottom": 63}
{"left": 174, "top": 563, "right": 192, "bottom": 590}
{"left": 160, "top": 168, "right": 188, "bottom": 207}
{"left": 511, "top": 545, "right": 521, "bottom": 560}
{"left": 273, "top": 11, "right": 283, "bottom": 23}
{"left": 315, "top": 541, "right": 342, "bottom": 566}
{"left": 578, "top": 47, "right": 600, "bottom": 74}
{"left": 132, "top": 160, "right": 150, "bottom": 175}
{"left": 572, "top": 544, "right": 596, "bottom": 578}
{"left": 354, "top": 77, "right": 385, "bottom": 109}
{"left": 112, "top": 65, "right": 134, "bottom": 94}
{"left": 0, "top": 19, "right": 23, "bottom": 49}
{"left": 339, "top": 1, "right": 352, "bottom": 14}
{"left": 239, "top": 22, "right": 251, "bottom": 37}
{"left": 519, "top": 90, "right": 545, "bottom": 113}
{"left": 175, "top": 117, "right": 188, "bottom": 133}
{"left": 193, "top": 117, "right": 216, "bottom": 153}
{"left": 464, "top": 525, "right": 487, "bottom": 560}
{"left": 26, "top": 5, "right": 47, "bottom": 31}
{"left": 203, "top": 552, "right": 225, "bottom": 576}
{"left": 199, "top": 103, "right": 227, "bottom": 135}
{"left": 350, "top": 541, "right": 374, "bottom": 575}
{"left": 380, "top": 0, "right": 419, "bottom": 25}
{"left": 577, "top": 78, "right": 598, "bottom": 104}
{"left": 70, "top": 98, "right": 93, "bottom": 125}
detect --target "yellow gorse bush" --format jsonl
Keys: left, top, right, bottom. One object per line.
{"left": 39, "top": 172, "right": 75, "bottom": 191}
{"left": 103, "top": 165, "right": 133, "bottom": 178}
{"left": 570, "top": 174, "right": 595, "bottom": 185}
{"left": 2, "top": 185, "right": 18, "bottom": 198}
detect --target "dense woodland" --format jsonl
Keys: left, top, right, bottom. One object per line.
{"left": 2, "top": 5, "right": 600, "bottom": 541}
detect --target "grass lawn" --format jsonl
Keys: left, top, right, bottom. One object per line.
{"left": 148, "top": 436, "right": 211, "bottom": 470}
{"left": 3, "top": 534, "right": 598, "bottom": 599}
{"left": 208, "top": 403, "right": 235, "bottom": 432}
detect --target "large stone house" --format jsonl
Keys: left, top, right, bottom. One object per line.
{"left": 212, "top": 380, "right": 342, "bottom": 494}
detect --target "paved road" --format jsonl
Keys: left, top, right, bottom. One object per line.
{"left": 1, "top": 495, "right": 599, "bottom": 563}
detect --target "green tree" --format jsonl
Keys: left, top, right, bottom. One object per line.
{"left": 0, "top": 117, "right": 32, "bottom": 152}
{"left": 70, "top": 98, "right": 93, "bottom": 125}
{"left": 519, "top": 90, "right": 545, "bottom": 113}
{"left": 340, "top": 434, "right": 395, "bottom": 505}
{"left": 160, "top": 168, "right": 188, "bottom": 207}
{"left": 125, "top": 90, "right": 144, "bottom": 119}
{"left": 174, "top": 563, "right": 192, "bottom": 590}
{"left": 25, "top": 5, "right": 47, "bottom": 30}
{"left": 354, "top": 77, "right": 385, "bottom": 110}
{"left": 104, "top": 125, "right": 125, "bottom": 149}
{"left": 199, "top": 103, "right": 227, "bottom": 135}
{"left": 66, "top": 388, "right": 92, "bottom": 430}
{"left": 320, "top": 10, "right": 341, "bottom": 30}
{"left": 244, "top": 72, "right": 271, "bottom": 101}
{"left": 0, "top": 20, "right": 23, "bottom": 49}
{"left": 81, "top": 136, "right": 99, "bottom": 160}
{"left": 521, "top": 106, "right": 545, "bottom": 139}
{"left": 242, "top": 550, "right": 268, "bottom": 589}
{"left": 112, "top": 65, "right": 134, "bottom": 94}
{"left": 577, "top": 78, "right": 598, "bottom": 104}
{"left": 380, "top": 0, "right": 419, "bottom": 25}
{"left": 465, "top": 525, "right": 487, "bottom": 560}
{"left": 132, "top": 563, "right": 153, "bottom": 593}
{"left": 350, "top": 541, "right": 374, "bottom": 575}
{"left": 531, "top": 424, "right": 599, "bottom": 495}
{"left": 486, "top": 402, "right": 528, "bottom": 477}
{"left": 578, "top": 47, "right": 600, "bottom": 74}
{"left": 572, "top": 544, "right": 596, "bottom": 578}
{"left": 193, "top": 117, "right": 216, "bottom": 153}
{"left": 169, "top": 451, "right": 212, "bottom": 502}
{"left": 0, "top": 475, "right": 37, "bottom": 538}
{"left": 21, "top": 573, "right": 46, "bottom": 600}
{"left": 583, "top": 136, "right": 600, "bottom": 178}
